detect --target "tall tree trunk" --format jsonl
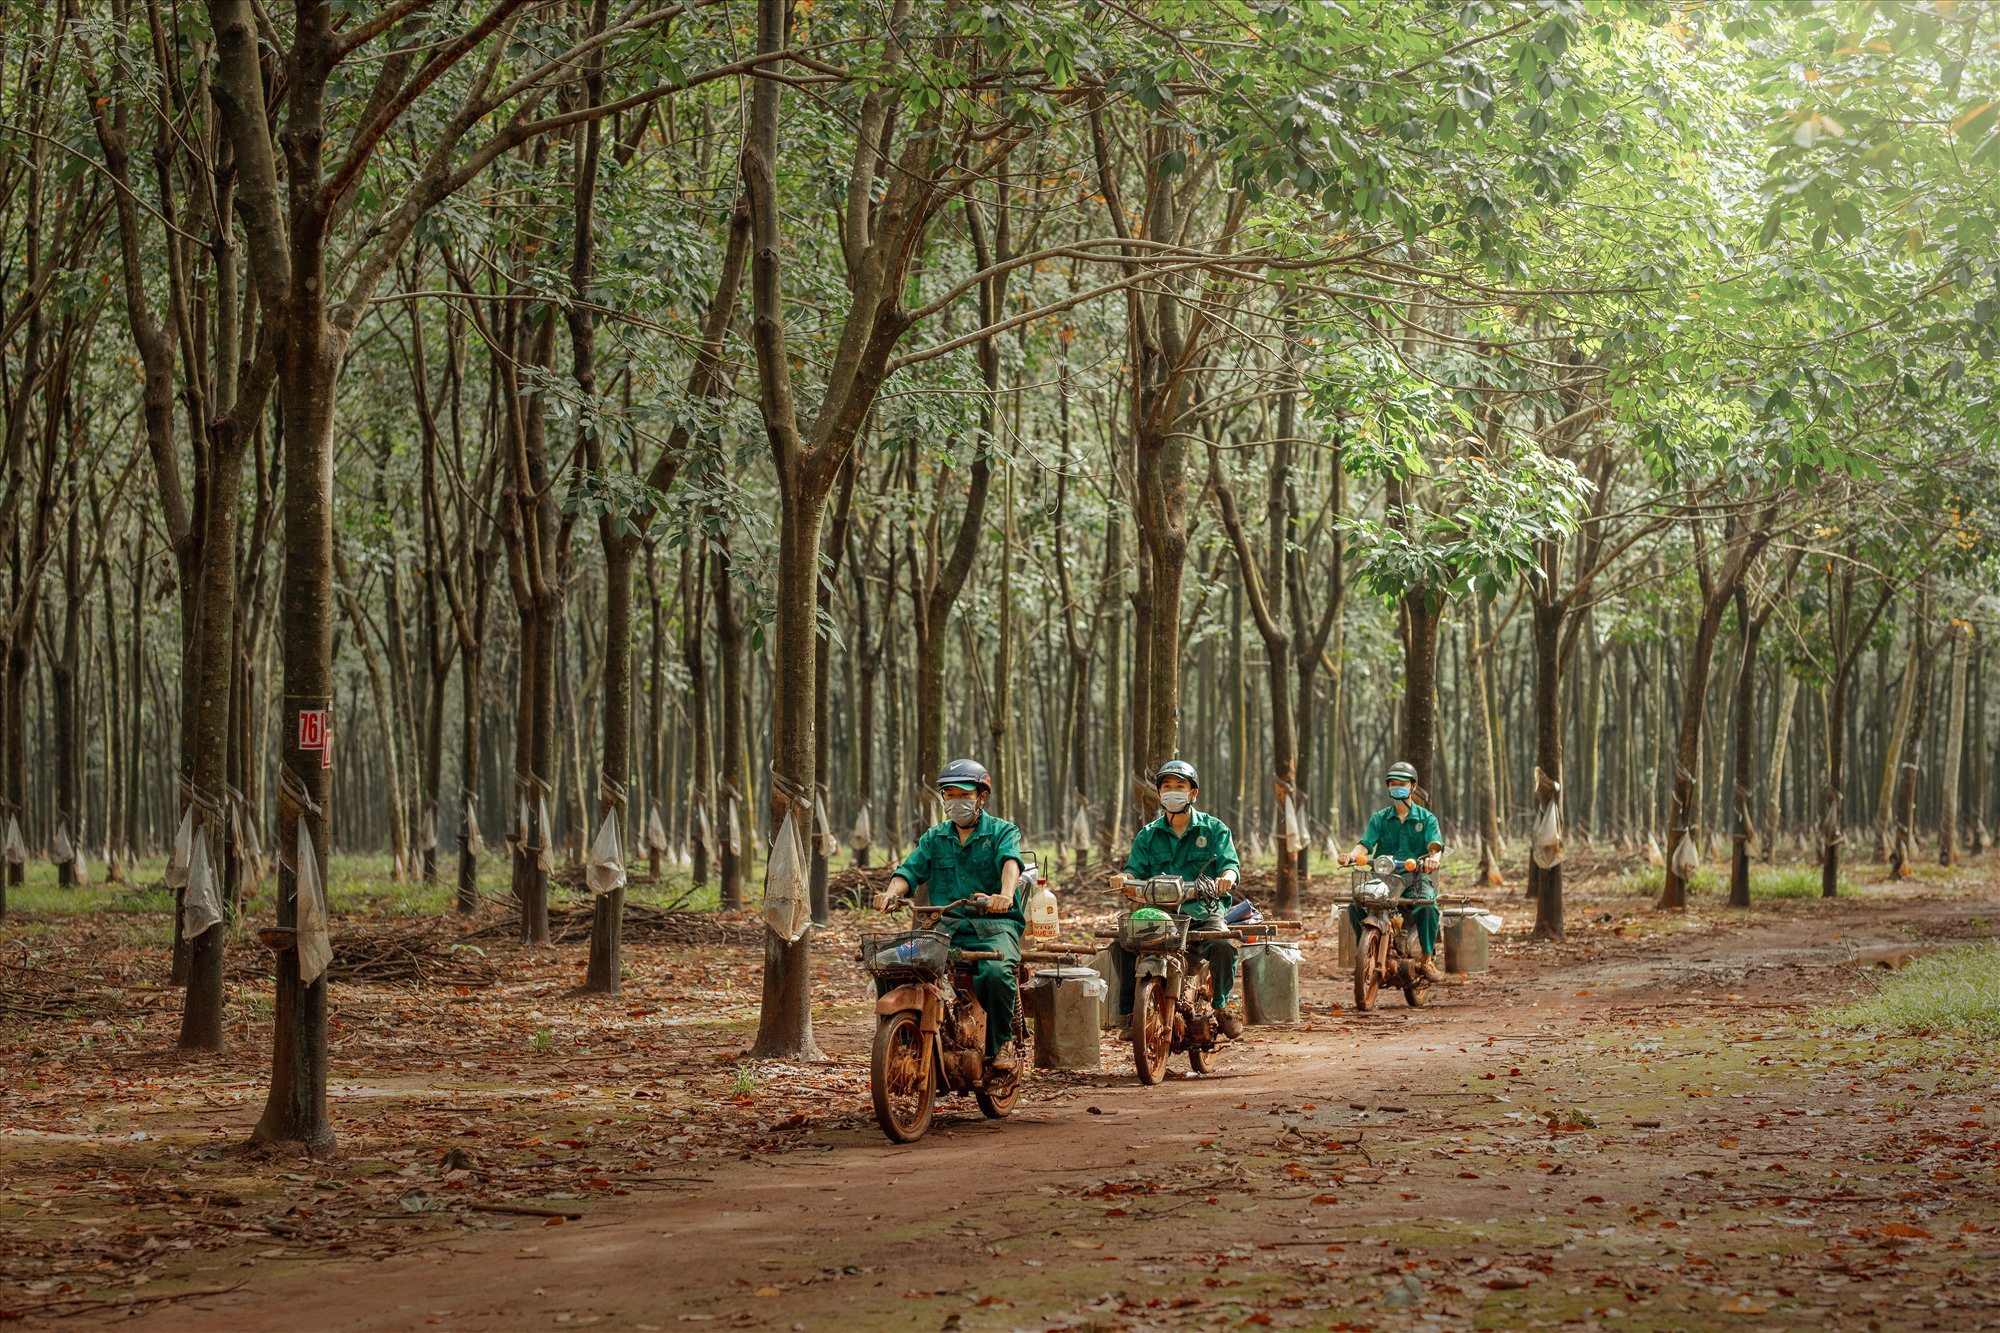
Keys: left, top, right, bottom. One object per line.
{"left": 1890, "top": 589, "right": 1937, "bottom": 880}
{"left": 1471, "top": 601, "right": 1505, "bottom": 886}
{"left": 682, "top": 545, "right": 713, "bottom": 886}
{"left": 1874, "top": 634, "right": 1921, "bottom": 864}
{"left": 584, "top": 535, "right": 632, "bottom": 994}
{"left": 1400, "top": 590, "right": 1445, "bottom": 800}
{"left": 1528, "top": 597, "right": 1565, "bottom": 940}
{"left": 1762, "top": 671, "right": 1799, "bottom": 858}
{"left": 1209, "top": 452, "right": 1297, "bottom": 917}
{"left": 1727, "top": 591, "right": 1767, "bottom": 908}
{"left": 712, "top": 539, "right": 745, "bottom": 909}
{"left": 1939, "top": 620, "right": 1970, "bottom": 866}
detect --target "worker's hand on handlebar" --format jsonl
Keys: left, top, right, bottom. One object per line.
{"left": 1422, "top": 853, "right": 1441, "bottom": 874}
{"left": 1106, "top": 871, "right": 1139, "bottom": 899}
{"left": 872, "top": 887, "right": 905, "bottom": 912}
{"left": 973, "top": 892, "right": 1010, "bottom": 915}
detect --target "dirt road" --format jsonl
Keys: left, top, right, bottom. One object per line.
{"left": 96, "top": 878, "right": 2000, "bottom": 1332}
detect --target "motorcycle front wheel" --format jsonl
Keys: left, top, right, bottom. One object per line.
{"left": 1352, "top": 924, "right": 1382, "bottom": 1012}
{"left": 1132, "top": 976, "right": 1172, "bottom": 1085}
{"left": 1403, "top": 975, "right": 1431, "bottom": 1008}
{"left": 871, "top": 1011, "right": 936, "bottom": 1143}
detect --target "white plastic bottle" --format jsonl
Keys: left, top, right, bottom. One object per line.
{"left": 1024, "top": 860, "right": 1060, "bottom": 940}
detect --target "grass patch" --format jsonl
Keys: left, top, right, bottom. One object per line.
{"left": 1611, "top": 862, "right": 1848, "bottom": 900}
{"left": 1828, "top": 941, "right": 2000, "bottom": 1037}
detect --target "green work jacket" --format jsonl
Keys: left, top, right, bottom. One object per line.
{"left": 1358, "top": 802, "right": 1443, "bottom": 866}
{"left": 894, "top": 812, "right": 1025, "bottom": 957}
{"left": 1122, "top": 809, "right": 1240, "bottom": 921}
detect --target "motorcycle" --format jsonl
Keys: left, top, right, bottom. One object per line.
{"left": 1111, "top": 875, "right": 1230, "bottom": 1084}
{"left": 861, "top": 900, "right": 1025, "bottom": 1143}
{"left": 1348, "top": 854, "right": 1435, "bottom": 1011}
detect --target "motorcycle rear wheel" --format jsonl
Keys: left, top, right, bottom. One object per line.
{"left": 1132, "top": 977, "right": 1172, "bottom": 1085}
{"left": 1403, "top": 977, "right": 1431, "bottom": 1008}
{"left": 1352, "top": 924, "right": 1382, "bottom": 1012}
{"left": 870, "top": 1011, "right": 935, "bottom": 1143}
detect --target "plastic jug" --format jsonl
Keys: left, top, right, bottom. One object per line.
{"left": 1025, "top": 860, "right": 1059, "bottom": 940}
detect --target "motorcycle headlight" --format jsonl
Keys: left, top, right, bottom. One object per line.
{"left": 1371, "top": 855, "right": 1397, "bottom": 876}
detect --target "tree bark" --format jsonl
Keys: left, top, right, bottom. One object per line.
{"left": 1939, "top": 619, "right": 1970, "bottom": 866}
{"left": 1889, "top": 587, "right": 1937, "bottom": 880}
{"left": 1726, "top": 590, "right": 1769, "bottom": 908}
{"left": 1209, "top": 450, "right": 1298, "bottom": 917}
{"left": 1762, "top": 671, "right": 1799, "bottom": 858}
{"left": 1527, "top": 597, "right": 1565, "bottom": 940}
{"left": 712, "top": 538, "right": 746, "bottom": 909}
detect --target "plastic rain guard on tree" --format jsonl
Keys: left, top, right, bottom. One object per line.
{"left": 296, "top": 821, "right": 331, "bottom": 986}
{"left": 586, "top": 809, "right": 627, "bottom": 896}
{"left": 762, "top": 808, "right": 812, "bottom": 942}
{"left": 181, "top": 825, "right": 224, "bottom": 940}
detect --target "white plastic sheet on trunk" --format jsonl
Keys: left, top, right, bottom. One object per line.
{"left": 418, "top": 805, "right": 438, "bottom": 852}
{"left": 724, "top": 796, "right": 742, "bottom": 859}
{"left": 1531, "top": 799, "right": 1564, "bottom": 869}
{"left": 464, "top": 799, "right": 484, "bottom": 857}
{"left": 1069, "top": 803, "right": 1091, "bottom": 852}
{"left": 850, "top": 802, "right": 871, "bottom": 852}
{"left": 53, "top": 821, "right": 74, "bottom": 864}
{"left": 2, "top": 814, "right": 24, "bottom": 866}
{"left": 165, "top": 805, "right": 195, "bottom": 889}
{"left": 296, "top": 821, "right": 331, "bottom": 986}
{"left": 813, "top": 792, "right": 838, "bottom": 858}
{"left": 586, "top": 809, "right": 627, "bottom": 896}
{"left": 760, "top": 808, "right": 813, "bottom": 943}
{"left": 181, "top": 827, "right": 225, "bottom": 939}
{"left": 647, "top": 803, "right": 669, "bottom": 853}
{"left": 1671, "top": 831, "right": 1701, "bottom": 880}
{"left": 535, "top": 795, "right": 555, "bottom": 874}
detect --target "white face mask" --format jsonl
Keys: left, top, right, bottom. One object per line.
{"left": 1160, "top": 790, "right": 1194, "bottom": 814}
{"left": 942, "top": 797, "right": 979, "bottom": 827}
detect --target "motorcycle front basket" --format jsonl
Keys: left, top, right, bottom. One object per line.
{"left": 860, "top": 929, "right": 951, "bottom": 980}
{"left": 1117, "top": 912, "right": 1189, "bottom": 953}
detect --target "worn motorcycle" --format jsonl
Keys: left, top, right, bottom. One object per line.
{"left": 1112, "top": 875, "right": 1231, "bottom": 1084}
{"left": 1348, "top": 855, "right": 1434, "bottom": 1011}
{"left": 861, "top": 900, "right": 1024, "bottom": 1143}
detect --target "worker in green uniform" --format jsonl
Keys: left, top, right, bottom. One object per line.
{"left": 1344, "top": 760, "right": 1444, "bottom": 981}
{"left": 1105, "top": 760, "right": 1245, "bottom": 1039}
{"left": 872, "top": 758, "right": 1026, "bottom": 1071}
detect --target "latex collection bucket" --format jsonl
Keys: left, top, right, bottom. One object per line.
{"left": 1026, "top": 966, "right": 1106, "bottom": 1069}
{"left": 1240, "top": 942, "right": 1303, "bottom": 1024}
{"left": 1442, "top": 908, "right": 1500, "bottom": 973}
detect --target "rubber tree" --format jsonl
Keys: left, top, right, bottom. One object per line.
{"left": 1814, "top": 551, "right": 1897, "bottom": 899}
{"left": 209, "top": 0, "right": 767, "bottom": 1151}
{"left": 1726, "top": 554, "right": 1801, "bottom": 907}
{"left": 1208, "top": 447, "right": 1300, "bottom": 919}
{"left": 1658, "top": 497, "right": 1779, "bottom": 911}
